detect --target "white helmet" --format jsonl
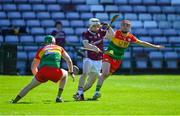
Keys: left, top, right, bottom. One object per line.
{"left": 89, "top": 18, "right": 100, "bottom": 26}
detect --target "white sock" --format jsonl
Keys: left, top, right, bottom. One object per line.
{"left": 78, "top": 90, "right": 83, "bottom": 95}
{"left": 95, "top": 91, "right": 99, "bottom": 94}
{"left": 77, "top": 86, "right": 84, "bottom": 95}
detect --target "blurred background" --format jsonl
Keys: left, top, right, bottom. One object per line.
{"left": 0, "top": 0, "right": 179, "bottom": 75}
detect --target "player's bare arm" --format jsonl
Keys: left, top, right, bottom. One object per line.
{"left": 83, "top": 40, "right": 101, "bottom": 53}
{"left": 104, "top": 27, "right": 115, "bottom": 40}
{"left": 62, "top": 50, "right": 75, "bottom": 81}
{"left": 31, "top": 58, "right": 40, "bottom": 76}
{"left": 136, "top": 39, "right": 165, "bottom": 49}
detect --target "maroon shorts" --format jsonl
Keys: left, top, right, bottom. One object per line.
{"left": 35, "top": 66, "right": 63, "bottom": 83}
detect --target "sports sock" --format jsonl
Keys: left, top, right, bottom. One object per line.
{"left": 95, "top": 85, "right": 102, "bottom": 94}
{"left": 77, "top": 86, "right": 83, "bottom": 95}
{"left": 12, "top": 95, "right": 21, "bottom": 103}
{"left": 57, "top": 88, "right": 63, "bottom": 98}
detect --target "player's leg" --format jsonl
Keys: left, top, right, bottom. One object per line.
{"left": 83, "top": 72, "right": 98, "bottom": 92}
{"left": 83, "top": 60, "right": 102, "bottom": 92}
{"left": 92, "top": 54, "right": 122, "bottom": 100}
{"left": 73, "top": 58, "right": 91, "bottom": 100}
{"left": 95, "top": 61, "right": 111, "bottom": 91}
{"left": 56, "top": 69, "right": 68, "bottom": 102}
{"left": 92, "top": 61, "right": 111, "bottom": 100}
{"left": 78, "top": 58, "right": 91, "bottom": 93}
{"left": 12, "top": 77, "right": 41, "bottom": 103}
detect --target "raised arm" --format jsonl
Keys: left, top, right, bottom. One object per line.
{"left": 104, "top": 26, "right": 115, "bottom": 40}
{"left": 136, "top": 39, "right": 164, "bottom": 49}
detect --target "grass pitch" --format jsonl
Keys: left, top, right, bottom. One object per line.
{"left": 0, "top": 75, "right": 180, "bottom": 115}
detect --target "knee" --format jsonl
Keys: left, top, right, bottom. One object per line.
{"left": 102, "top": 72, "right": 109, "bottom": 78}
{"left": 61, "top": 69, "right": 68, "bottom": 78}
{"left": 64, "top": 71, "right": 68, "bottom": 77}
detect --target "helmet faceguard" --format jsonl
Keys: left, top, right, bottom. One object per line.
{"left": 89, "top": 18, "right": 100, "bottom": 27}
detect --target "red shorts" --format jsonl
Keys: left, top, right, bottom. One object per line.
{"left": 103, "top": 54, "right": 122, "bottom": 74}
{"left": 35, "top": 66, "right": 63, "bottom": 83}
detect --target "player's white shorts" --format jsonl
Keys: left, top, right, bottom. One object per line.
{"left": 83, "top": 58, "right": 102, "bottom": 74}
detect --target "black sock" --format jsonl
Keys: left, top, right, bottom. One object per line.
{"left": 57, "top": 88, "right": 63, "bottom": 98}
{"left": 12, "top": 95, "right": 21, "bottom": 103}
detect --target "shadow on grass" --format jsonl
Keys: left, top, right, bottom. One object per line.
{"left": 85, "top": 98, "right": 99, "bottom": 101}
{"left": 42, "top": 100, "right": 53, "bottom": 104}
{"left": 43, "top": 99, "right": 98, "bottom": 103}
{"left": 63, "top": 100, "right": 74, "bottom": 103}
{"left": 42, "top": 99, "right": 74, "bottom": 104}
{"left": 7, "top": 99, "right": 98, "bottom": 104}
{"left": 8, "top": 101, "right": 33, "bottom": 104}
{"left": 73, "top": 98, "right": 99, "bottom": 102}
{"left": 16, "top": 102, "right": 32, "bottom": 104}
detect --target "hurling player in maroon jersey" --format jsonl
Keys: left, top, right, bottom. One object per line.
{"left": 73, "top": 18, "right": 114, "bottom": 100}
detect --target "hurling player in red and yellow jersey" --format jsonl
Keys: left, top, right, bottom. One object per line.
{"left": 92, "top": 20, "right": 164, "bottom": 100}
{"left": 12, "top": 35, "right": 75, "bottom": 103}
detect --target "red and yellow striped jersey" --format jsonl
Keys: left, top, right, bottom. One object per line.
{"left": 35, "top": 44, "right": 65, "bottom": 68}
{"left": 106, "top": 30, "right": 138, "bottom": 59}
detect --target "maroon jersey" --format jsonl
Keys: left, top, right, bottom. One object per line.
{"left": 51, "top": 29, "right": 66, "bottom": 47}
{"left": 82, "top": 29, "right": 106, "bottom": 60}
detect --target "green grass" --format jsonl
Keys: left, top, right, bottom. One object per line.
{"left": 0, "top": 75, "right": 180, "bottom": 115}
